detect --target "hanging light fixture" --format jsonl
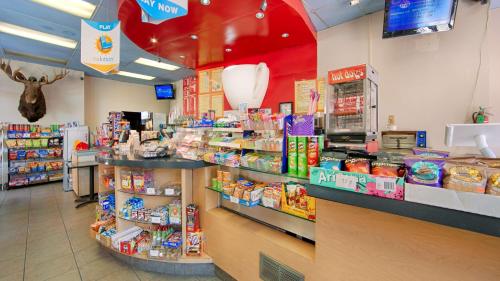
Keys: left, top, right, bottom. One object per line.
{"left": 200, "top": 0, "right": 210, "bottom": 5}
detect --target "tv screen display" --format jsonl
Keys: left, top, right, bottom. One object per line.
{"left": 383, "top": 0, "right": 458, "bottom": 39}
{"left": 155, "top": 84, "right": 175, "bottom": 99}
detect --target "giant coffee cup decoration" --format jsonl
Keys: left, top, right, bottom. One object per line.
{"left": 222, "top": 63, "right": 270, "bottom": 109}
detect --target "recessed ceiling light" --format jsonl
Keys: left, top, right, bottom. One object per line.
{"left": 31, "top": 0, "right": 96, "bottom": 19}
{"left": 256, "top": 12, "right": 265, "bottom": 19}
{"left": 150, "top": 37, "right": 158, "bottom": 44}
{"left": 134, "top": 58, "right": 180, "bottom": 71}
{"left": 190, "top": 34, "right": 198, "bottom": 40}
{"left": 350, "top": 0, "right": 360, "bottom": 6}
{"left": 117, "top": 71, "right": 155, "bottom": 81}
{"left": 0, "top": 21, "right": 77, "bottom": 48}
{"left": 179, "top": 55, "right": 186, "bottom": 59}
{"left": 281, "top": 33, "right": 290, "bottom": 38}
{"left": 200, "top": 0, "right": 211, "bottom": 5}
{"left": 225, "top": 48, "right": 232, "bottom": 52}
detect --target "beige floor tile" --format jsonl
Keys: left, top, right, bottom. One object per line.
{"left": 24, "top": 252, "right": 78, "bottom": 281}
{"left": 0, "top": 239, "right": 26, "bottom": 262}
{"left": 0, "top": 270, "right": 23, "bottom": 281}
{"left": 27, "top": 231, "right": 70, "bottom": 252}
{"left": 80, "top": 255, "right": 125, "bottom": 281}
{"left": 26, "top": 240, "right": 73, "bottom": 266}
{"left": 27, "top": 224, "right": 66, "bottom": 240}
{"left": 45, "top": 269, "right": 82, "bottom": 281}
{"left": 75, "top": 243, "right": 110, "bottom": 267}
{"left": 97, "top": 268, "right": 140, "bottom": 281}
{"left": 0, "top": 256, "right": 25, "bottom": 279}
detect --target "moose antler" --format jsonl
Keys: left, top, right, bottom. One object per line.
{"left": 0, "top": 59, "right": 28, "bottom": 84}
{"left": 41, "top": 69, "right": 69, "bottom": 85}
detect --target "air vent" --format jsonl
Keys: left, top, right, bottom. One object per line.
{"left": 259, "top": 253, "right": 305, "bottom": 281}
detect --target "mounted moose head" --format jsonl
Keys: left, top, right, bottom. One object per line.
{"left": 0, "top": 60, "right": 69, "bottom": 123}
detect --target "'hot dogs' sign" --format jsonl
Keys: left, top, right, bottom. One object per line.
{"left": 328, "top": 64, "right": 367, "bottom": 84}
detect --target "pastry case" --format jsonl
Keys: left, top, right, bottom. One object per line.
{"left": 325, "top": 64, "right": 379, "bottom": 144}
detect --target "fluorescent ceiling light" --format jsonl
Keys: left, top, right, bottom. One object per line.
{"left": 0, "top": 21, "right": 77, "bottom": 49}
{"left": 31, "top": 0, "right": 96, "bottom": 19}
{"left": 117, "top": 71, "right": 155, "bottom": 80}
{"left": 134, "top": 58, "right": 180, "bottom": 71}
{"left": 4, "top": 49, "right": 67, "bottom": 65}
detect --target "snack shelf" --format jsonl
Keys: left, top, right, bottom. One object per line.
{"left": 117, "top": 189, "right": 182, "bottom": 197}
{"left": 211, "top": 128, "right": 243, "bottom": 133}
{"left": 206, "top": 186, "right": 315, "bottom": 222}
{"left": 7, "top": 136, "right": 62, "bottom": 139}
{"left": 241, "top": 146, "right": 282, "bottom": 153}
{"left": 117, "top": 215, "right": 183, "bottom": 227}
{"left": 8, "top": 177, "right": 62, "bottom": 188}
{"left": 216, "top": 191, "right": 315, "bottom": 241}
{"left": 237, "top": 166, "right": 309, "bottom": 184}
{"left": 93, "top": 231, "right": 213, "bottom": 264}
{"left": 208, "top": 141, "right": 241, "bottom": 149}
{"left": 7, "top": 145, "right": 63, "bottom": 151}
{"left": 9, "top": 158, "right": 63, "bottom": 163}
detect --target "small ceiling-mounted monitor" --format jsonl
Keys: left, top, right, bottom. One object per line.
{"left": 383, "top": 0, "right": 459, "bottom": 39}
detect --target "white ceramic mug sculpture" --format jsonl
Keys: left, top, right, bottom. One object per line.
{"left": 222, "top": 63, "right": 270, "bottom": 109}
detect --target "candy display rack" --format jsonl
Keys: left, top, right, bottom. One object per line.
{"left": 93, "top": 155, "right": 214, "bottom": 275}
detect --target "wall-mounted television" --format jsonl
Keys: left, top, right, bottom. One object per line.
{"left": 383, "top": 0, "right": 459, "bottom": 39}
{"left": 155, "top": 84, "right": 175, "bottom": 100}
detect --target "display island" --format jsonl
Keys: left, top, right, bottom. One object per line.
{"left": 92, "top": 152, "right": 500, "bottom": 280}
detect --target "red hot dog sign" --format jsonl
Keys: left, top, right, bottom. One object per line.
{"left": 328, "top": 64, "right": 367, "bottom": 84}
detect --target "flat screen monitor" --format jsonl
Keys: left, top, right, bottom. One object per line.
{"left": 155, "top": 84, "right": 175, "bottom": 100}
{"left": 383, "top": 0, "right": 458, "bottom": 39}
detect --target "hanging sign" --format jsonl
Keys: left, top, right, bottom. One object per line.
{"left": 81, "top": 20, "right": 120, "bottom": 74}
{"left": 136, "top": 0, "right": 188, "bottom": 24}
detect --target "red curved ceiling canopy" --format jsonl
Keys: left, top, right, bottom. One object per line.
{"left": 118, "top": 0, "right": 317, "bottom": 69}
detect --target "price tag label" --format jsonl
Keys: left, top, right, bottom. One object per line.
{"left": 151, "top": 217, "right": 161, "bottom": 224}
{"left": 335, "top": 174, "right": 358, "bottom": 190}
{"left": 146, "top": 188, "right": 156, "bottom": 195}
{"left": 230, "top": 196, "right": 240, "bottom": 204}
{"left": 150, "top": 250, "right": 160, "bottom": 257}
{"left": 164, "top": 189, "right": 175, "bottom": 196}
{"left": 376, "top": 178, "right": 396, "bottom": 192}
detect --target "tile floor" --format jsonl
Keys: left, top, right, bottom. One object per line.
{"left": 0, "top": 183, "right": 221, "bottom": 281}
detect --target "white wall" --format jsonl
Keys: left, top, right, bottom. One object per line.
{"left": 84, "top": 76, "right": 170, "bottom": 131}
{"left": 0, "top": 60, "right": 84, "bottom": 125}
{"left": 318, "top": 1, "right": 499, "bottom": 152}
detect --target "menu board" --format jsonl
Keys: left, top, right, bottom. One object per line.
{"left": 198, "top": 94, "right": 211, "bottom": 116}
{"left": 197, "top": 67, "right": 225, "bottom": 118}
{"left": 384, "top": 0, "right": 456, "bottom": 34}
{"left": 211, "top": 94, "right": 224, "bottom": 117}
{"left": 199, "top": 70, "right": 210, "bottom": 94}
{"left": 294, "top": 79, "right": 325, "bottom": 114}
{"left": 210, "top": 68, "right": 223, "bottom": 92}
{"left": 183, "top": 76, "right": 197, "bottom": 117}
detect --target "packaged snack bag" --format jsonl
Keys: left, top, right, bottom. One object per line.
{"left": 405, "top": 157, "right": 445, "bottom": 187}
{"left": 486, "top": 169, "right": 500, "bottom": 196}
{"left": 307, "top": 137, "right": 319, "bottom": 173}
{"left": 345, "top": 158, "right": 371, "bottom": 174}
{"left": 412, "top": 148, "right": 449, "bottom": 158}
{"left": 297, "top": 137, "right": 308, "bottom": 178}
{"left": 287, "top": 136, "right": 298, "bottom": 176}
{"left": 371, "top": 161, "right": 404, "bottom": 177}
{"left": 443, "top": 162, "right": 487, "bottom": 193}
{"left": 121, "top": 170, "right": 133, "bottom": 190}
{"left": 132, "top": 171, "right": 145, "bottom": 193}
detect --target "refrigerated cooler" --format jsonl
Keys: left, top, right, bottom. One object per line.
{"left": 325, "top": 64, "right": 379, "bottom": 144}
{"left": 63, "top": 126, "right": 89, "bottom": 191}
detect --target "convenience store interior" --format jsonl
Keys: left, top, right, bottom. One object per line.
{"left": 1, "top": 1, "right": 500, "bottom": 281}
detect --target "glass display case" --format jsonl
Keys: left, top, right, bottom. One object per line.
{"left": 325, "top": 64, "right": 379, "bottom": 144}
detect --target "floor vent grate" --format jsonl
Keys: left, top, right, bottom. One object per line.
{"left": 259, "top": 253, "right": 305, "bottom": 281}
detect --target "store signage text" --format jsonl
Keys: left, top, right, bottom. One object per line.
{"left": 328, "top": 64, "right": 366, "bottom": 84}
{"left": 81, "top": 20, "right": 120, "bottom": 74}
{"left": 136, "top": 0, "right": 188, "bottom": 24}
